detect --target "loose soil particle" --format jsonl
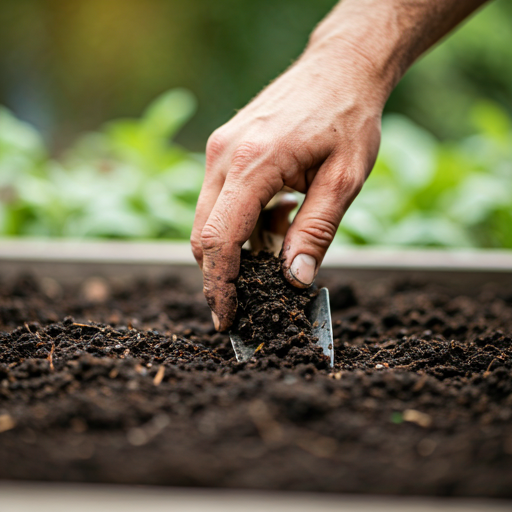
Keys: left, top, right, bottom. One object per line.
{"left": 0, "top": 259, "right": 512, "bottom": 497}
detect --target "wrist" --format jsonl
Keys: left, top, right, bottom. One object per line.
{"left": 304, "top": 1, "right": 408, "bottom": 104}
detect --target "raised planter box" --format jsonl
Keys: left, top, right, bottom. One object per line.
{"left": 1, "top": 238, "right": 511, "bottom": 290}
{"left": 1, "top": 481, "right": 511, "bottom": 512}
{"left": 1, "top": 238, "right": 512, "bottom": 505}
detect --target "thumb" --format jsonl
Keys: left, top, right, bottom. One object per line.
{"left": 281, "top": 155, "right": 364, "bottom": 287}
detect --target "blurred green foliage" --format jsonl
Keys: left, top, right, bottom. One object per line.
{"left": 0, "top": 89, "right": 204, "bottom": 239}
{"left": 0, "top": 0, "right": 511, "bottom": 150}
{"left": 1, "top": 90, "right": 511, "bottom": 247}
{"left": 338, "top": 101, "right": 512, "bottom": 248}
{"left": 389, "top": 0, "right": 512, "bottom": 140}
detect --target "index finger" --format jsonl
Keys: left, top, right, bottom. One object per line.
{"left": 201, "top": 171, "right": 282, "bottom": 331}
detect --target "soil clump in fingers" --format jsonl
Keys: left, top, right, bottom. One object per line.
{"left": 233, "top": 250, "right": 328, "bottom": 368}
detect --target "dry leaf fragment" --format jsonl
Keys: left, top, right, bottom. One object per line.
{"left": 127, "top": 428, "right": 148, "bottom": 446}
{"left": 403, "top": 409, "right": 432, "bottom": 428}
{"left": 412, "top": 373, "right": 428, "bottom": 392}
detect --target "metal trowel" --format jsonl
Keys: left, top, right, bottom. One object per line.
{"left": 229, "top": 192, "right": 334, "bottom": 367}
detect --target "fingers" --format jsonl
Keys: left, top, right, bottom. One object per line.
{"left": 201, "top": 170, "right": 283, "bottom": 331}
{"left": 281, "top": 155, "right": 364, "bottom": 288}
{"left": 190, "top": 131, "right": 230, "bottom": 268}
{"left": 191, "top": 174, "right": 224, "bottom": 268}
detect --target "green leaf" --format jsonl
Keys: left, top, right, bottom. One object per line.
{"left": 471, "top": 100, "right": 511, "bottom": 140}
{"left": 0, "top": 107, "right": 46, "bottom": 158}
{"left": 379, "top": 115, "right": 438, "bottom": 191}
{"left": 391, "top": 412, "right": 403, "bottom": 424}
{"left": 142, "top": 88, "right": 197, "bottom": 140}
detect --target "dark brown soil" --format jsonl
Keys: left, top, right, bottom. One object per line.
{"left": 234, "top": 251, "right": 328, "bottom": 368}
{"left": 1, "top": 262, "right": 512, "bottom": 497}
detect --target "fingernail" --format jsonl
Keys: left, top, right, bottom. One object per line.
{"left": 211, "top": 311, "right": 220, "bottom": 331}
{"left": 290, "top": 254, "right": 316, "bottom": 286}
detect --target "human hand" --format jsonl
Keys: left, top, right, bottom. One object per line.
{"left": 191, "top": 0, "right": 489, "bottom": 332}
{"left": 191, "top": 39, "right": 386, "bottom": 331}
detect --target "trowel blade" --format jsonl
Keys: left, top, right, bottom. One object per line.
{"left": 308, "top": 287, "right": 335, "bottom": 367}
{"left": 229, "top": 287, "right": 334, "bottom": 367}
{"left": 229, "top": 331, "right": 261, "bottom": 364}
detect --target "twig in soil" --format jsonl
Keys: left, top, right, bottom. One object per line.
{"left": 254, "top": 342, "right": 265, "bottom": 354}
{"left": 394, "top": 361, "right": 424, "bottom": 371}
{"left": 72, "top": 322, "right": 105, "bottom": 332}
{"left": 483, "top": 358, "right": 501, "bottom": 377}
{"left": 370, "top": 349, "right": 385, "bottom": 361}
{"left": 403, "top": 409, "right": 432, "bottom": 428}
{"left": 47, "top": 343, "right": 55, "bottom": 371}
{"left": 153, "top": 365, "right": 165, "bottom": 386}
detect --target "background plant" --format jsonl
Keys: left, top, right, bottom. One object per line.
{"left": 1, "top": 90, "right": 511, "bottom": 248}
{"left": 339, "top": 101, "right": 512, "bottom": 248}
{"left": 0, "top": 0, "right": 511, "bottom": 150}
{"left": 0, "top": 89, "right": 203, "bottom": 239}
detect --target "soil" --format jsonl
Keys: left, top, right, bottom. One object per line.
{"left": 1, "top": 256, "right": 512, "bottom": 498}
{"left": 233, "top": 250, "right": 328, "bottom": 368}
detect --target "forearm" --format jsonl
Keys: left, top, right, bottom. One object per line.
{"left": 305, "top": 0, "right": 489, "bottom": 102}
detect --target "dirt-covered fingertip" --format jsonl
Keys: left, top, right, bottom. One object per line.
{"left": 280, "top": 247, "right": 317, "bottom": 289}
{"left": 214, "top": 308, "right": 237, "bottom": 332}
{"left": 211, "top": 311, "right": 221, "bottom": 331}
{"left": 206, "top": 287, "right": 238, "bottom": 332}
{"left": 190, "top": 237, "right": 204, "bottom": 269}
{"left": 282, "top": 263, "right": 315, "bottom": 289}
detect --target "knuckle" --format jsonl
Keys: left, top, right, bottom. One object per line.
{"left": 343, "top": 170, "right": 364, "bottom": 195}
{"left": 190, "top": 235, "right": 203, "bottom": 261}
{"left": 206, "top": 129, "right": 228, "bottom": 162}
{"left": 274, "top": 144, "right": 304, "bottom": 181}
{"left": 200, "top": 221, "right": 225, "bottom": 252}
{"left": 345, "top": 171, "right": 365, "bottom": 202}
{"left": 330, "top": 168, "right": 365, "bottom": 202}
{"left": 231, "top": 140, "right": 267, "bottom": 173}
{"left": 298, "top": 217, "right": 338, "bottom": 249}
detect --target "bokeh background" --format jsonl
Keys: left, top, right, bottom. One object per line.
{"left": 1, "top": 0, "right": 511, "bottom": 246}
